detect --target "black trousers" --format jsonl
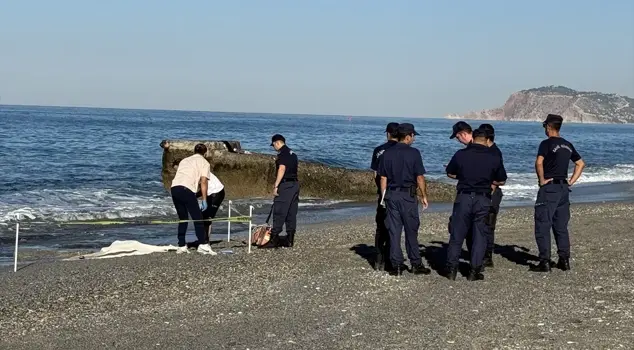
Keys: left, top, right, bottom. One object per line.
{"left": 385, "top": 190, "right": 422, "bottom": 267}
{"left": 375, "top": 196, "right": 391, "bottom": 267}
{"left": 534, "top": 183, "right": 571, "bottom": 261}
{"left": 447, "top": 193, "right": 491, "bottom": 268}
{"left": 272, "top": 181, "right": 300, "bottom": 239}
{"left": 450, "top": 188, "right": 503, "bottom": 256}
{"left": 202, "top": 189, "right": 225, "bottom": 235}
{"left": 171, "top": 185, "right": 207, "bottom": 247}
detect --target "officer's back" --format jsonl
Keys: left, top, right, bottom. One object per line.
{"left": 447, "top": 142, "right": 505, "bottom": 193}
{"left": 381, "top": 143, "right": 425, "bottom": 189}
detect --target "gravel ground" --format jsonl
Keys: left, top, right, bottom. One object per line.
{"left": 1, "top": 203, "right": 633, "bottom": 349}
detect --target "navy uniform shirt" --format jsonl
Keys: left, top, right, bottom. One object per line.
{"left": 446, "top": 143, "right": 507, "bottom": 193}
{"left": 276, "top": 145, "right": 298, "bottom": 180}
{"left": 371, "top": 140, "right": 398, "bottom": 192}
{"left": 377, "top": 143, "right": 426, "bottom": 188}
{"left": 490, "top": 143, "right": 503, "bottom": 162}
{"left": 537, "top": 137, "right": 581, "bottom": 180}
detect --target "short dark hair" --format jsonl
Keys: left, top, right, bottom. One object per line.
{"left": 194, "top": 143, "right": 207, "bottom": 155}
{"left": 478, "top": 123, "right": 495, "bottom": 142}
{"left": 385, "top": 122, "right": 399, "bottom": 138}
{"left": 472, "top": 127, "right": 488, "bottom": 140}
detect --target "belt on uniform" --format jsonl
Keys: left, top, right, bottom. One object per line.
{"left": 388, "top": 186, "right": 412, "bottom": 192}
{"left": 549, "top": 179, "right": 568, "bottom": 184}
{"left": 458, "top": 190, "right": 491, "bottom": 198}
{"left": 280, "top": 178, "right": 297, "bottom": 183}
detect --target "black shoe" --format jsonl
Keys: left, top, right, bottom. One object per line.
{"left": 556, "top": 257, "right": 570, "bottom": 271}
{"left": 483, "top": 251, "right": 494, "bottom": 268}
{"left": 389, "top": 264, "right": 407, "bottom": 276}
{"left": 530, "top": 260, "right": 552, "bottom": 272}
{"left": 286, "top": 233, "right": 295, "bottom": 248}
{"left": 411, "top": 263, "right": 431, "bottom": 275}
{"left": 445, "top": 266, "right": 458, "bottom": 280}
{"left": 259, "top": 235, "right": 280, "bottom": 249}
{"left": 467, "top": 267, "right": 484, "bottom": 281}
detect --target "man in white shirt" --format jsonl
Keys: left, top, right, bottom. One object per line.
{"left": 196, "top": 171, "right": 226, "bottom": 239}
{"left": 170, "top": 144, "right": 215, "bottom": 255}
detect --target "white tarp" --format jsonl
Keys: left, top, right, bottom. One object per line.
{"left": 64, "top": 240, "right": 177, "bottom": 260}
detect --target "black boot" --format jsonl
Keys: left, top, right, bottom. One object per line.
{"left": 483, "top": 250, "right": 494, "bottom": 268}
{"left": 286, "top": 233, "right": 295, "bottom": 248}
{"left": 411, "top": 262, "right": 431, "bottom": 275}
{"left": 556, "top": 257, "right": 570, "bottom": 271}
{"left": 445, "top": 266, "right": 458, "bottom": 280}
{"left": 467, "top": 266, "right": 484, "bottom": 281}
{"left": 259, "top": 234, "right": 280, "bottom": 249}
{"left": 375, "top": 251, "right": 385, "bottom": 271}
{"left": 530, "top": 259, "right": 552, "bottom": 272}
{"left": 389, "top": 264, "right": 407, "bottom": 276}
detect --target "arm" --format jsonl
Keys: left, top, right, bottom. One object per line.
{"left": 274, "top": 165, "right": 286, "bottom": 189}
{"left": 414, "top": 151, "right": 429, "bottom": 209}
{"left": 535, "top": 156, "right": 551, "bottom": 186}
{"left": 568, "top": 144, "right": 584, "bottom": 186}
{"left": 199, "top": 177, "right": 208, "bottom": 201}
{"left": 568, "top": 159, "right": 585, "bottom": 186}
{"left": 380, "top": 176, "right": 387, "bottom": 195}
{"left": 493, "top": 158, "right": 507, "bottom": 186}
{"left": 446, "top": 153, "right": 459, "bottom": 179}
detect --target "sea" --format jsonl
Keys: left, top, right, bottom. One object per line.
{"left": 1, "top": 105, "right": 634, "bottom": 264}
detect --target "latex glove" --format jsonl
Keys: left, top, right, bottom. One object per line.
{"left": 199, "top": 200, "right": 208, "bottom": 212}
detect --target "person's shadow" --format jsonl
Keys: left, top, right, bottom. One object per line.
{"left": 421, "top": 241, "right": 472, "bottom": 277}
{"left": 349, "top": 244, "right": 378, "bottom": 269}
{"left": 494, "top": 244, "right": 539, "bottom": 266}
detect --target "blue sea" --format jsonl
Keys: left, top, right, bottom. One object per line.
{"left": 1, "top": 105, "right": 634, "bottom": 263}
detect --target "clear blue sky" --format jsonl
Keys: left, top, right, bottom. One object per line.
{"left": 1, "top": 0, "right": 633, "bottom": 117}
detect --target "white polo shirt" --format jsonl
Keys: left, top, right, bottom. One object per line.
{"left": 206, "top": 171, "right": 224, "bottom": 195}
{"left": 171, "top": 154, "right": 210, "bottom": 193}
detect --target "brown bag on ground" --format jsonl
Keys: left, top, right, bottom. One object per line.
{"left": 251, "top": 204, "right": 274, "bottom": 247}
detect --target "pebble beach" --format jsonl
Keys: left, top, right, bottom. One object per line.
{"left": 1, "top": 202, "right": 634, "bottom": 349}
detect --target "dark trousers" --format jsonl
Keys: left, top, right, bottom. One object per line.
{"left": 272, "top": 182, "right": 300, "bottom": 241}
{"left": 171, "top": 185, "right": 207, "bottom": 247}
{"left": 202, "top": 189, "right": 225, "bottom": 236}
{"left": 447, "top": 193, "right": 491, "bottom": 268}
{"left": 375, "top": 196, "right": 391, "bottom": 267}
{"left": 452, "top": 188, "right": 503, "bottom": 256}
{"left": 534, "top": 183, "right": 571, "bottom": 261}
{"left": 385, "top": 190, "right": 421, "bottom": 267}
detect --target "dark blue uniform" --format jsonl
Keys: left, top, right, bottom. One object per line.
{"left": 445, "top": 138, "right": 507, "bottom": 280}
{"left": 377, "top": 133, "right": 427, "bottom": 273}
{"left": 486, "top": 143, "right": 504, "bottom": 254}
{"left": 371, "top": 139, "right": 398, "bottom": 270}
{"left": 534, "top": 136, "right": 581, "bottom": 263}
{"left": 271, "top": 144, "right": 300, "bottom": 247}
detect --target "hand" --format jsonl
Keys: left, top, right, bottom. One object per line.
{"left": 539, "top": 178, "right": 553, "bottom": 187}
{"left": 273, "top": 186, "right": 279, "bottom": 197}
{"left": 199, "top": 200, "right": 208, "bottom": 212}
{"left": 568, "top": 178, "right": 575, "bottom": 187}
{"left": 419, "top": 196, "right": 429, "bottom": 210}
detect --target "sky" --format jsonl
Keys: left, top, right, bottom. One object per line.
{"left": 1, "top": 0, "right": 633, "bottom": 117}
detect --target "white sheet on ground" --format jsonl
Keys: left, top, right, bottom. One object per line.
{"left": 64, "top": 240, "right": 177, "bottom": 260}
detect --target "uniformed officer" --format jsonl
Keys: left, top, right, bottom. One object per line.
{"left": 447, "top": 121, "right": 474, "bottom": 257}
{"left": 531, "top": 114, "right": 585, "bottom": 272}
{"left": 370, "top": 122, "right": 399, "bottom": 271}
{"left": 445, "top": 127, "right": 507, "bottom": 281}
{"left": 478, "top": 123, "right": 505, "bottom": 267}
{"left": 261, "top": 134, "right": 300, "bottom": 249}
{"left": 378, "top": 123, "right": 432, "bottom": 276}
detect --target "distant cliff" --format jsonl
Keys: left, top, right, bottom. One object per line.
{"left": 447, "top": 86, "right": 634, "bottom": 124}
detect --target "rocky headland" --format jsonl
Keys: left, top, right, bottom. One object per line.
{"left": 447, "top": 86, "right": 634, "bottom": 124}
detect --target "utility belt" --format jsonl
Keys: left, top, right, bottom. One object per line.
{"left": 280, "top": 178, "right": 298, "bottom": 183}
{"left": 546, "top": 179, "right": 568, "bottom": 185}
{"left": 457, "top": 190, "right": 492, "bottom": 199}
{"left": 388, "top": 185, "right": 417, "bottom": 197}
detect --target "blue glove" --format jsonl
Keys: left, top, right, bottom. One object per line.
{"left": 199, "top": 200, "right": 208, "bottom": 212}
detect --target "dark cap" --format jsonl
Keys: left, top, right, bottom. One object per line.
{"left": 543, "top": 114, "right": 563, "bottom": 126}
{"left": 397, "top": 123, "right": 420, "bottom": 136}
{"left": 385, "top": 122, "right": 399, "bottom": 134}
{"left": 270, "top": 134, "right": 285, "bottom": 146}
{"left": 450, "top": 121, "right": 472, "bottom": 139}
{"left": 472, "top": 127, "right": 487, "bottom": 139}
{"left": 478, "top": 123, "right": 495, "bottom": 139}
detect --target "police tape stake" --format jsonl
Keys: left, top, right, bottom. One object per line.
{"left": 248, "top": 205, "right": 254, "bottom": 254}
{"left": 227, "top": 200, "right": 232, "bottom": 242}
{"left": 14, "top": 214, "right": 21, "bottom": 273}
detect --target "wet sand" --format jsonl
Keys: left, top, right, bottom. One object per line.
{"left": 1, "top": 202, "right": 634, "bottom": 349}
